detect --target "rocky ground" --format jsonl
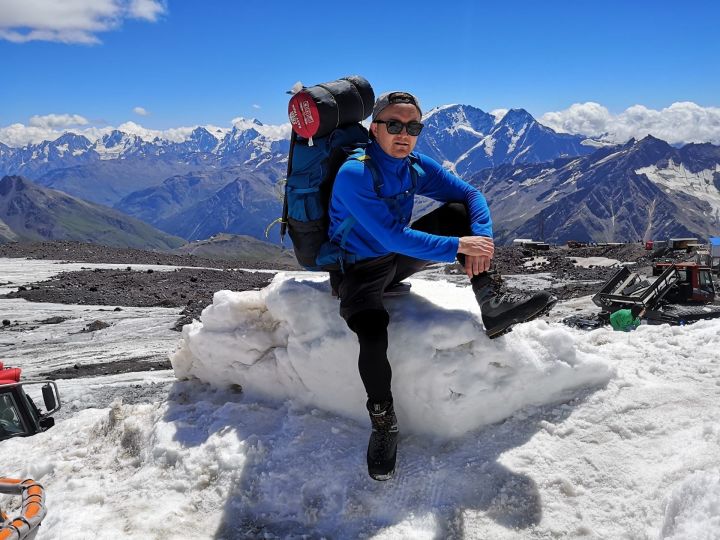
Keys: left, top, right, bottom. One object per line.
{"left": 4, "top": 266, "right": 274, "bottom": 331}
{"left": 0, "top": 241, "right": 298, "bottom": 270}
{"left": 1, "top": 240, "right": 667, "bottom": 321}
{"left": 1, "top": 243, "right": 671, "bottom": 304}
{"left": 0, "top": 241, "right": 698, "bottom": 379}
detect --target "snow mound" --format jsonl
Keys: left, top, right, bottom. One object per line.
{"left": 172, "top": 274, "right": 614, "bottom": 437}
{"left": 660, "top": 470, "right": 720, "bottom": 540}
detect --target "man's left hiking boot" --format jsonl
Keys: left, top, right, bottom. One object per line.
{"left": 366, "top": 400, "right": 399, "bottom": 481}
{"left": 472, "top": 273, "right": 557, "bottom": 338}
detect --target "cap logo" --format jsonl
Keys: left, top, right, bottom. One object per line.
{"left": 387, "top": 92, "right": 418, "bottom": 106}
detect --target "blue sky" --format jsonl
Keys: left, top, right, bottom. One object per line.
{"left": 1, "top": 0, "right": 719, "bottom": 136}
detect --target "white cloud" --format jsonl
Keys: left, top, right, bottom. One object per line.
{"left": 5, "top": 103, "right": 717, "bottom": 148}
{"left": 115, "top": 121, "right": 193, "bottom": 142}
{"left": 0, "top": 116, "right": 292, "bottom": 147}
{"left": 0, "top": 123, "right": 61, "bottom": 147}
{"left": 133, "top": 107, "right": 149, "bottom": 116}
{"left": 0, "top": 120, "right": 191, "bottom": 146}
{"left": 0, "top": 0, "right": 166, "bottom": 44}
{"left": 128, "top": 0, "right": 165, "bottom": 21}
{"left": 28, "top": 113, "right": 89, "bottom": 129}
{"left": 231, "top": 116, "right": 291, "bottom": 140}
{"left": 252, "top": 104, "right": 261, "bottom": 109}
{"left": 490, "top": 108, "right": 508, "bottom": 124}
{"left": 540, "top": 101, "right": 720, "bottom": 145}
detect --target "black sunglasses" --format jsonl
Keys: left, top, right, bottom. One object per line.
{"left": 373, "top": 119, "right": 424, "bottom": 136}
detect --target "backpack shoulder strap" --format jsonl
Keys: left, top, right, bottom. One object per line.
{"left": 347, "top": 148, "right": 383, "bottom": 196}
{"left": 408, "top": 152, "right": 425, "bottom": 187}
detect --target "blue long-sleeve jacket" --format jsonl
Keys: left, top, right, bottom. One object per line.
{"left": 328, "top": 141, "right": 493, "bottom": 262}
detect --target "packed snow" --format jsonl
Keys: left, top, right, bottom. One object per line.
{"left": 173, "top": 274, "right": 612, "bottom": 437}
{"left": 1, "top": 258, "right": 720, "bottom": 539}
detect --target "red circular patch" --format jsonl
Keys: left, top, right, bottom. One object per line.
{"left": 288, "top": 92, "right": 320, "bottom": 138}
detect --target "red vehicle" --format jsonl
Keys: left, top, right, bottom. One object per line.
{"left": 564, "top": 262, "right": 720, "bottom": 329}
{"left": 0, "top": 362, "right": 60, "bottom": 442}
{"left": 651, "top": 262, "right": 716, "bottom": 304}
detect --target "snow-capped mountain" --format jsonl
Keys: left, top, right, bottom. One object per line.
{"left": 0, "top": 119, "right": 289, "bottom": 180}
{"left": 472, "top": 136, "right": 720, "bottom": 244}
{"left": 0, "top": 141, "right": 11, "bottom": 157}
{"left": 93, "top": 130, "right": 155, "bottom": 159}
{"left": 172, "top": 127, "right": 221, "bottom": 154}
{"left": 417, "top": 105, "right": 595, "bottom": 175}
{"left": 415, "top": 104, "right": 497, "bottom": 166}
{"left": 2, "top": 109, "right": 717, "bottom": 246}
{"left": 0, "top": 110, "right": 587, "bottom": 183}
{"left": 0, "top": 133, "right": 98, "bottom": 179}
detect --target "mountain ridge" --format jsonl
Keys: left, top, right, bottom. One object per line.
{"left": 0, "top": 175, "right": 185, "bottom": 250}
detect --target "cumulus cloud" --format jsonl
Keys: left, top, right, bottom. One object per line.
{"left": 28, "top": 113, "right": 89, "bottom": 129}
{"left": 0, "top": 123, "right": 61, "bottom": 147}
{"left": 115, "top": 121, "right": 194, "bottom": 142}
{"left": 540, "top": 101, "right": 720, "bottom": 145}
{"left": 128, "top": 0, "right": 165, "bottom": 20}
{"left": 231, "top": 116, "right": 291, "bottom": 140}
{"left": 0, "top": 119, "right": 195, "bottom": 146}
{"left": 252, "top": 104, "right": 261, "bottom": 109}
{"left": 133, "top": 106, "right": 149, "bottom": 116}
{"left": 0, "top": 0, "right": 166, "bottom": 44}
{"left": 490, "top": 108, "right": 508, "bottom": 124}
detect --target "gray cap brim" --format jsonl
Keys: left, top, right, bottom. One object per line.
{"left": 372, "top": 91, "right": 422, "bottom": 120}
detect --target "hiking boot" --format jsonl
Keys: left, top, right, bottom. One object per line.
{"left": 366, "top": 400, "right": 399, "bottom": 481}
{"left": 472, "top": 273, "right": 557, "bottom": 338}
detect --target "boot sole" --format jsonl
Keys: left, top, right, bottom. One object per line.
{"left": 369, "top": 470, "right": 395, "bottom": 481}
{"left": 485, "top": 297, "right": 558, "bottom": 339}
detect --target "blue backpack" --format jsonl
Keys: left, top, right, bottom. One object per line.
{"left": 281, "top": 76, "right": 375, "bottom": 271}
{"left": 281, "top": 123, "right": 370, "bottom": 271}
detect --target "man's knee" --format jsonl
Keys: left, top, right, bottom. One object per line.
{"left": 412, "top": 202, "right": 470, "bottom": 237}
{"left": 437, "top": 202, "right": 470, "bottom": 235}
{"left": 347, "top": 309, "right": 390, "bottom": 336}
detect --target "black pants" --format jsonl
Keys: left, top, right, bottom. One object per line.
{"left": 332, "top": 202, "right": 472, "bottom": 404}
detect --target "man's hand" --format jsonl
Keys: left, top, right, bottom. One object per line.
{"left": 458, "top": 236, "right": 494, "bottom": 278}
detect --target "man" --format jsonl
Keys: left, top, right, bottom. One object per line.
{"left": 328, "top": 91, "right": 556, "bottom": 480}
{"left": 609, "top": 305, "right": 645, "bottom": 331}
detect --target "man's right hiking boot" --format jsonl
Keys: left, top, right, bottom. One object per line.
{"left": 366, "top": 400, "right": 399, "bottom": 481}
{"left": 472, "top": 273, "right": 557, "bottom": 338}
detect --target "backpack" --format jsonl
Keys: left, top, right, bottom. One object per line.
{"left": 281, "top": 76, "right": 375, "bottom": 271}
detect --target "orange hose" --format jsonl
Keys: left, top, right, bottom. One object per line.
{"left": 0, "top": 478, "right": 46, "bottom": 540}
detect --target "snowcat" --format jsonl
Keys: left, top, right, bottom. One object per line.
{"left": 564, "top": 262, "right": 720, "bottom": 329}
{"left": 0, "top": 363, "right": 60, "bottom": 442}
{"left": 0, "top": 365, "right": 54, "bottom": 538}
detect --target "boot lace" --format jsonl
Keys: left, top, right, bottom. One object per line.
{"left": 496, "top": 291, "right": 534, "bottom": 304}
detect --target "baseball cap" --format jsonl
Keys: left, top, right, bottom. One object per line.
{"left": 371, "top": 91, "right": 422, "bottom": 120}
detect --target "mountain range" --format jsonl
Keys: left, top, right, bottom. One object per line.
{"left": 1, "top": 106, "right": 718, "bottom": 248}
{"left": 415, "top": 106, "right": 596, "bottom": 175}
{"left": 0, "top": 175, "right": 184, "bottom": 249}
{"left": 471, "top": 136, "right": 720, "bottom": 244}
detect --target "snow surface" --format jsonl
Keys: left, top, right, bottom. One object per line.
{"left": 172, "top": 274, "right": 612, "bottom": 437}
{"left": 1, "top": 259, "right": 720, "bottom": 539}
{"left": 570, "top": 256, "right": 622, "bottom": 268}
